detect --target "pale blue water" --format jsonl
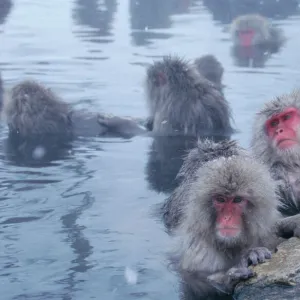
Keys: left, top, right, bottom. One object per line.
{"left": 0, "top": 0, "right": 300, "bottom": 299}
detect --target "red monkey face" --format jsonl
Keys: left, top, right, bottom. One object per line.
{"left": 213, "top": 195, "right": 248, "bottom": 239}
{"left": 266, "top": 107, "right": 300, "bottom": 150}
{"left": 238, "top": 29, "right": 255, "bottom": 47}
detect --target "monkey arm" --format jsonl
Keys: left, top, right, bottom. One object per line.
{"left": 97, "top": 114, "right": 148, "bottom": 138}
{"left": 276, "top": 215, "right": 300, "bottom": 238}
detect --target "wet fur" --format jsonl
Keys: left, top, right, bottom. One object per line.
{"left": 168, "top": 140, "right": 280, "bottom": 298}
{"left": 145, "top": 55, "right": 234, "bottom": 137}
{"left": 3, "top": 80, "right": 73, "bottom": 141}
{"left": 251, "top": 90, "right": 300, "bottom": 215}
{"left": 2, "top": 80, "right": 143, "bottom": 164}
{"left": 231, "top": 14, "right": 285, "bottom": 50}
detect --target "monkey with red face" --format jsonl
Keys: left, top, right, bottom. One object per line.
{"left": 167, "top": 139, "right": 284, "bottom": 299}
{"left": 252, "top": 90, "right": 300, "bottom": 238}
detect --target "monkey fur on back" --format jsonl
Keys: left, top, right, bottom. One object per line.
{"left": 251, "top": 90, "right": 300, "bottom": 216}
{"left": 3, "top": 80, "right": 73, "bottom": 142}
{"left": 2, "top": 80, "right": 146, "bottom": 163}
{"left": 168, "top": 139, "right": 281, "bottom": 298}
{"left": 145, "top": 55, "right": 234, "bottom": 137}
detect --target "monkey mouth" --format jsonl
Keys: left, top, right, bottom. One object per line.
{"left": 277, "top": 139, "right": 297, "bottom": 149}
{"left": 217, "top": 227, "right": 240, "bottom": 238}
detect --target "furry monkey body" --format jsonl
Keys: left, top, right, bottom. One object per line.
{"left": 145, "top": 55, "right": 234, "bottom": 137}
{"left": 166, "top": 140, "right": 282, "bottom": 298}
{"left": 252, "top": 90, "right": 300, "bottom": 216}
{"left": 2, "top": 80, "right": 145, "bottom": 163}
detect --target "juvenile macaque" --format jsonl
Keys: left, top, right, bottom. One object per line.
{"left": 145, "top": 55, "right": 234, "bottom": 137}
{"left": 2, "top": 80, "right": 146, "bottom": 163}
{"left": 251, "top": 90, "right": 300, "bottom": 217}
{"left": 194, "top": 54, "right": 224, "bottom": 90}
{"left": 168, "top": 139, "right": 282, "bottom": 298}
{"left": 231, "top": 14, "right": 285, "bottom": 51}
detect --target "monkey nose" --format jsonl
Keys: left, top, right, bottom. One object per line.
{"left": 275, "top": 128, "right": 283, "bottom": 134}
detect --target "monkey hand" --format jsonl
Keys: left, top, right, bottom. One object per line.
{"left": 275, "top": 215, "right": 300, "bottom": 238}
{"left": 97, "top": 115, "right": 146, "bottom": 139}
{"left": 240, "top": 247, "right": 272, "bottom": 268}
{"left": 207, "top": 267, "right": 254, "bottom": 294}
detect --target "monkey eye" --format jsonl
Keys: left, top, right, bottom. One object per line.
{"left": 282, "top": 113, "right": 291, "bottom": 121}
{"left": 233, "top": 196, "right": 243, "bottom": 203}
{"left": 215, "top": 196, "right": 226, "bottom": 203}
{"left": 270, "top": 119, "right": 279, "bottom": 127}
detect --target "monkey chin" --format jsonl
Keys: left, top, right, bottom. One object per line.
{"left": 216, "top": 228, "right": 241, "bottom": 244}
{"left": 274, "top": 142, "right": 300, "bottom": 164}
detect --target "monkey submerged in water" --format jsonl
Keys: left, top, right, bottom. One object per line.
{"left": 165, "top": 139, "right": 300, "bottom": 299}
{"left": 194, "top": 54, "right": 224, "bottom": 92}
{"left": 251, "top": 91, "right": 300, "bottom": 225}
{"left": 145, "top": 55, "right": 234, "bottom": 136}
{"left": 231, "top": 14, "right": 285, "bottom": 51}
{"left": 167, "top": 139, "right": 285, "bottom": 299}
{"left": 2, "top": 80, "right": 145, "bottom": 163}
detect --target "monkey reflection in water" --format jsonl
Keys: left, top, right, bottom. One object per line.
{"left": 2, "top": 80, "right": 145, "bottom": 164}
{"left": 230, "top": 14, "right": 285, "bottom": 67}
{"left": 163, "top": 139, "right": 300, "bottom": 300}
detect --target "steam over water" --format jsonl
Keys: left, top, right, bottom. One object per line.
{"left": 0, "top": 0, "right": 300, "bottom": 299}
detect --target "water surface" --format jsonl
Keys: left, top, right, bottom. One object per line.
{"left": 1, "top": 0, "right": 300, "bottom": 299}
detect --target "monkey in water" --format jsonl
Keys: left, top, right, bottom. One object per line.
{"left": 145, "top": 55, "right": 234, "bottom": 136}
{"left": 2, "top": 80, "right": 146, "bottom": 162}
{"left": 230, "top": 14, "right": 285, "bottom": 51}
{"left": 194, "top": 54, "right": 224, "bottom": 92}
{"left": 167, "top": 139, "right": 284, "bottom": 299}
{"left": 251, "top": 91, "right": 300, "bottom": 224}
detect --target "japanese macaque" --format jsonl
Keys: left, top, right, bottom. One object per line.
{"left": 251, "top": 90, "right": 300, "bottom": 217}
{"left": 231, "top": 14, "right": 285, "bottom": 51}
{"left": 194, "top": 55, "right": 224, "bottom": 91}
{"left": 2, "top": 80, "right": 146, "bottom": 163}
{"left": 145, "top": 55, "right": 234, "bottom": 137}
{"left": 167, "top": 139, "right": 283, "bottom": 299}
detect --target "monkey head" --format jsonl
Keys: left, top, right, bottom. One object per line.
{"left": 145, "top": 56, "right": 203, "bottom": 113}
{"left": 3, "top": 80, "right": 73, "bottom": 140}
{"left": 194, "top": 55, "right": 224, "bottom": 87}
{"left": 231, "top": 14, "right": 271, "bottom": 47}
{"left": 252, "top": 90, "right": 300, "bottom": 166}
{"left": 181, "top": 154, "right": 279, "bottom": 250}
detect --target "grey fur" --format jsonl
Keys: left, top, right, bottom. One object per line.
{"left": 168, "top": 139, "right": 280, "bottom": 298}
{"left": 145, "top": 55, "right": 234, "bottom": 137}
{"left": 231, "top": 14, "right": 285, "bottom": 49}
{"left": 3, "top": 80, "right": 73, "bottom": 140}
{"left": 3, "top": 80, "right": 146, "bottom": 143}
{"left": 251, "top": 90, "right": 300, "bottom": 215}
{"left": 162, "top": 139, "right": 249, "bottom": 230}
{"left": 194, "top": 55, "right": 224, "bottom": 89}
